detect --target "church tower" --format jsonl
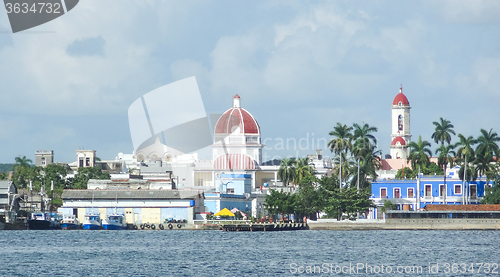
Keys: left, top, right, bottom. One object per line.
{"left": 390, "top": 85, "right": 411, "bottom": 159}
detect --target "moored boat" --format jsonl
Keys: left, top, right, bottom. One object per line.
{"left": 102, "top": 214, "right": 127, "bottom": 230}
{"left": 82, "top": 213, "right": 102, "bottom": 230}
{"left": 60, "top": 214, "right": 81, "bottom": 230}
{"left": 27, "top": 212, "right": 61, "bottom": 230}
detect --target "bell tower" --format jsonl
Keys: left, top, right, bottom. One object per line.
{"left": 390, "top": 85, "right": 411, "bottom": 159}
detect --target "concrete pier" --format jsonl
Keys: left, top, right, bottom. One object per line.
{"left": 221, "top": 223, "right": 308, "bottom": 232}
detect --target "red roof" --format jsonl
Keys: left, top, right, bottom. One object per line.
{"left": 213, "top": 154, "right": 255, "bottom": 170}
{"left": 393, "top": 92, "right": 410, "bottom": 106}
{"left": 391, "top": 136, "right": 406, "bottom": 146}
{"left": 234, "top": 94, "right": 240, "bottom": 99}
{"left": 214, "top": 108, "right": 259, "bottom": 134}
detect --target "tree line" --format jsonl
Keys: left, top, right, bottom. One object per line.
{"left": 10, "top": 156, "right": 110, "bottom": 206}
{"left": 267, "top": 122, "right": 380, "bottom": 220}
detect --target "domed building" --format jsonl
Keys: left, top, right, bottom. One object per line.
{"left": 390, "top": 86, "right": 411, "bottom": 159}
{"left": 212, "top": 94, "right": 263, "bottom": 170}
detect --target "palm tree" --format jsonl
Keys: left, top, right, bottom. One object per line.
{"left": 431, "top": 118, "right": 456, "bottom": 146}
{"left": 13, "top": 155, "right": 33, "bottom": 171}
{"left": 474, "top": 152, "right": 496, "bottom": 183}
{"left": 294, "top": 158, "right": 315, "bottom": 185}
{"left": 332, "top": 152, "right": 354, "bottom": 185}
{"left": 407, "top": 136, "right": 432, "bottom": 172}
{"left": 352, "top": 123, "right": 377, "bottom": 156}
{"left": 454, "top": 134, "right": 477, "bottom": 203}
{"left": 476, "top": 128, "right": 500, "bottom": 159}
{"left": 350, "top": 147, "right": 382, "bottom": 189}
{"left": 455, "top": 134, "right": 477, "bottom": 161}
{"left": 277, "top": 157, "right": 296, "bottom": 187}
{"left": 328, "top": 123, "right": 353, "bottom": 188}
{"left": 436, "top": 144, "right": 456, "bottom": 204}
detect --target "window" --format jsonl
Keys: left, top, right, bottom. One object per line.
{"left": 394, "top": 188, "right": 401, "bottom": 198}
{"left": 226, "top": 188, "right": 235, "bottom": 194}
{"left": 439, "top": 184, "right": 446, "bottom": 197}
{"left": 454, "top": 184, "right": 461, "bottom": 194}
{"left": 86, "top": 157, "right": 90, "bottom": 166}
{"left": 470, "top": 185, "right": 477, "bottom": 199}
{"left": 79, "top": 158, "right": 84, "bottom": 167}
{"left": 380, "top": 188, "right": 387, "bottom": 198}
{"left": 246, "top": 137, "right": 258, "bottom": 143}
{"left": 41, "top": 157, "right": 46, "bottom": 166}
{"left": 425, "top": 185, "right": 432, "bottom": 197}
{"left": 197, "top": 179, "right": 203, "bottom": 186}
{"left": 407, "top": 188, "right": 414, "bottom": 198}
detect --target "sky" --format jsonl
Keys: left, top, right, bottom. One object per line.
{"left": 0, "top": 0, "right": 500, "bottom": 164}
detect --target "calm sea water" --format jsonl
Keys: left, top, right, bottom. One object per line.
{"left": 1, "top": 230, "right": 499, "bottom": 276}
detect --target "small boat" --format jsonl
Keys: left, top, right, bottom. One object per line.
{"left": 60, "top": 214, "right": 81, "bottom": 230}
{"left": 102, "top": 214, "right": 127, "bottom": 230}
{"left": 27, "top": 212, "right": 61, "bottom": 230}
{"left": 82, "top": 213, "right": 102, "bottom": 230}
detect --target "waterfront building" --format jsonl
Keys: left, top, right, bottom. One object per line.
{"left": 0, "top": 181, "right": 17, "bottom": 211}
{"left": 60, "top": 189, "right": 205, "bottom": 225}
{"left": 369, "top": 167, "right": 490, "bottom": 219}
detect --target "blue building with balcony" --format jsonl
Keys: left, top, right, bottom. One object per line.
{"left": 369, "top": 173, "right": 491, "bottom": 219}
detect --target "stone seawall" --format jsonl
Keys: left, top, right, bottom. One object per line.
{"left": 308, "top": 219, "right": 500, "bottom": 230}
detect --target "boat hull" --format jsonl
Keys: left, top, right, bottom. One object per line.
{"left": 102, "top": 223, "right": 127, "bottom": 230}
{"left": 61, "top": 223, "right": 81, "bottom": 230}
{"left": 83, "top": 224, "right": 102, "bottom": 230}
{"left": 28, "top": 220, "right": 60, "bottom": 230}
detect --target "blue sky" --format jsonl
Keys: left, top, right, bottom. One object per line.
{"left": 0, "top": 1, "right": 499, "bottom": 163}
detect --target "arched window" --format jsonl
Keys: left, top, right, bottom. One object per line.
{"left": 41, "top": 157, "right": 46, "bottom": 166}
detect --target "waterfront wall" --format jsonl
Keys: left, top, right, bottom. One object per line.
{"left": 308, "top": 219, "right": 500, "bottom": 230}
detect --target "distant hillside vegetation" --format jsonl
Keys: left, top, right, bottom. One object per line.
{"left": 0, "top": 163, "right": 15, "bottom": 172}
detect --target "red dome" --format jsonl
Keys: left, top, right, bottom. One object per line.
{"left": 391, "top": 136, "right": 406, "bottom": 146}
{"left": 214, "top": 96, "right": 260, "bottom": 135}
{"left": 393, "top": 92, "right": 409, "bottom": 106}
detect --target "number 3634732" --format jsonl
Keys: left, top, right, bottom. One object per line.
{"left": 5, "top": 2, "right": 62, "bottom": 14}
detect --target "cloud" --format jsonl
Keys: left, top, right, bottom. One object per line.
{"left": 66, "top": 36, "right": 105, "bottom": 56}
{"left": 424, "top": 0, "right": 500, "bottom": 23}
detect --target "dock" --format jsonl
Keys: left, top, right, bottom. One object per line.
{"left": 221, "top": 222, "right": 308, "bottom": 232}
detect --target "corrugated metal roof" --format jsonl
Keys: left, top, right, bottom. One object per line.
{"left": 62, "top": 189, "right": 201, "bottom": 200}
{"left": 0, "top": 181, "right": 13, "bottom": 190}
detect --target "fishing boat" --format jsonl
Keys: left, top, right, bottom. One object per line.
{"left": 27, "top": 212, "right": 61, "bottom": 230}
{"left": 102, "top": 214, "right": 127, "bottom": 230}
{"left": 82, "top": 213, "right": 102, "bottom": 230}
{"left": 60, "top": 214, "right": 81, "bottom": 230}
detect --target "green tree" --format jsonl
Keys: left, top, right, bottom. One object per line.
{"left": 473, "top": 152, "right": 497, "bottom": 185}
{"left": 381, "top": 200, "right": 398, "bottom": 213}
{"left": 431, "top": 117, "right": 456, "bottom": 146}
{"left": 408, "top": 136, "right": 432, "bottom": 172}
{"left": 350, "top": 147, "right": 381, "bottom": 189}
{"left": 328, "top": 123, "right": 353, "bottom": 188}
{"left": 13, "top": 155, "right": 33, "bottom": 171}
{"left": 352, "top": 123, "right": 378, "bottom": 157}
{"left": 395, "top": 167, "right": 413, "bottom": 179}
{"left": 293, "top": 157, "right": 315, "bottom": 185}
{"left": 483, "top": 176, "right": 500, "bottom": 204}
{"left": 476, "top": 128, "right": 500, "bottom": 159}
{"left": 277, "top": 157, "right": 296, "bottom": 187}
{"left": 294, "top": 175, "right": 321, "bottom": 219}
{"left": 436, "top": 144, "right": 456, "bottom": 202}
{"left": 68, "top": 166, "right": 110, "bottom": 189}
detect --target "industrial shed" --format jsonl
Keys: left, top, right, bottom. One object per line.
{"left": 60, "top": 189, "right": 205, "bottom": 224}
